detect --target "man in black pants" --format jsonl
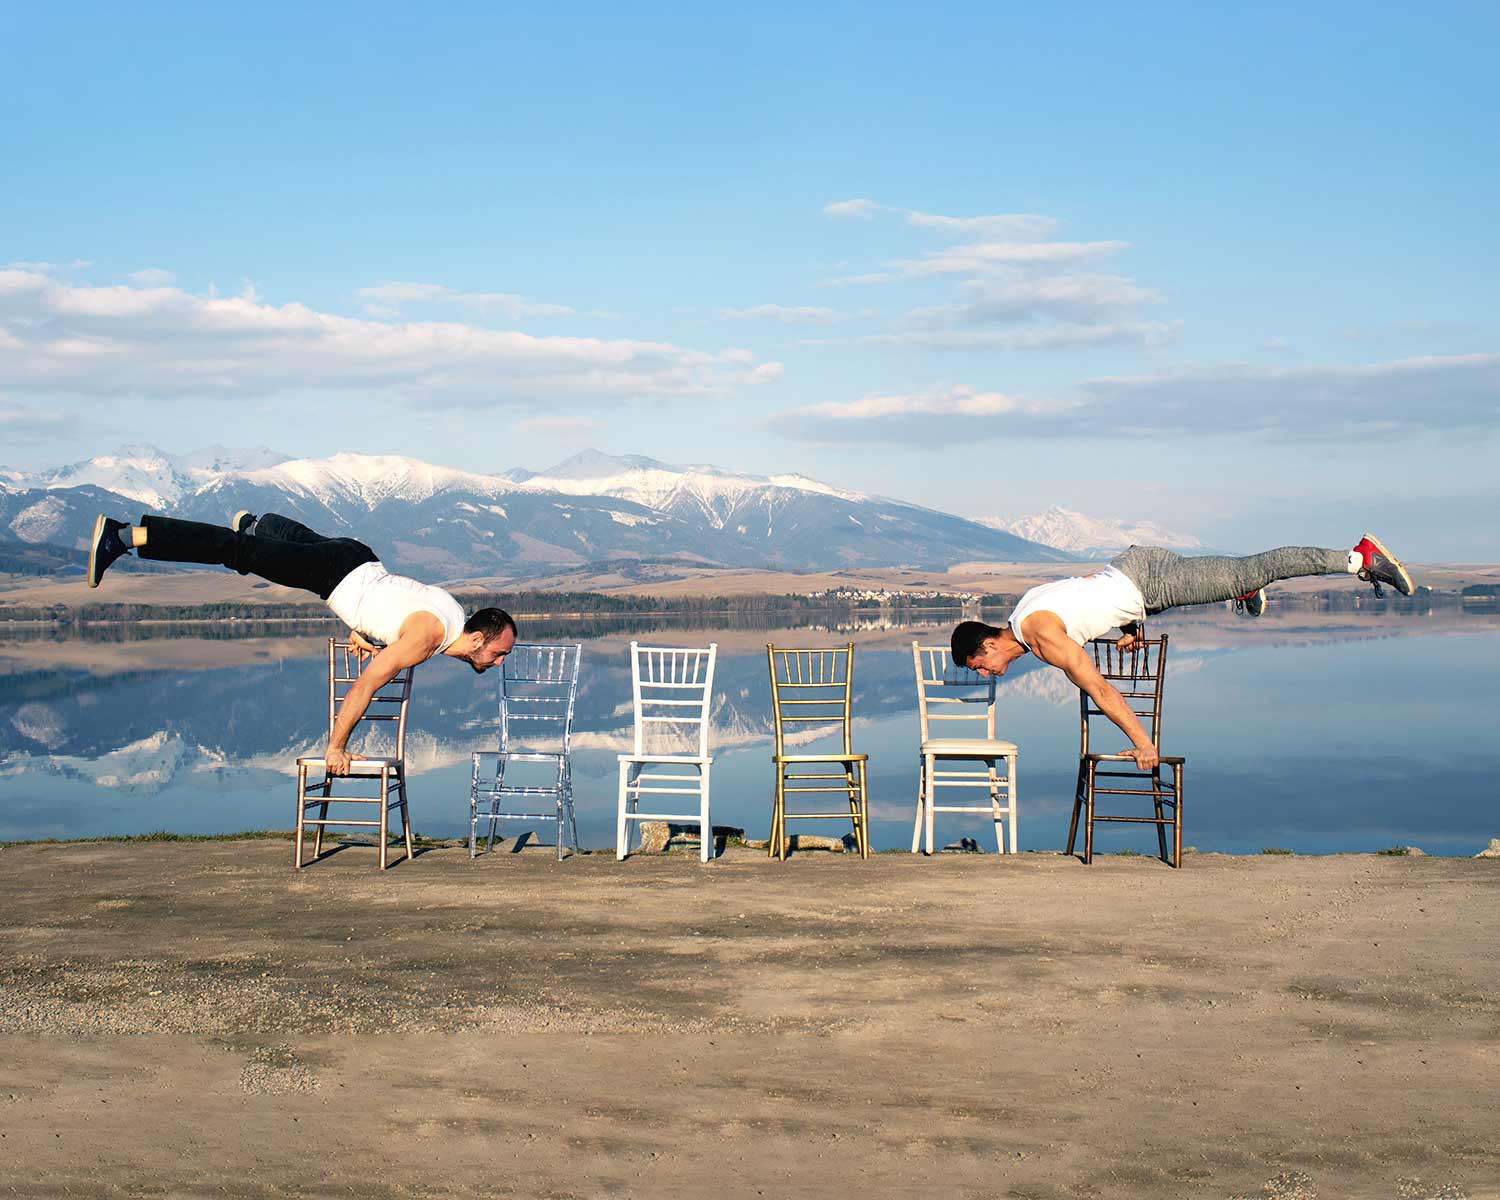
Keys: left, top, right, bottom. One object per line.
{"left": 87, "top": 510, "right": 517, "bottom": 774}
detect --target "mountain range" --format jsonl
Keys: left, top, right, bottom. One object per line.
{"left": 0, "top": 444, "right": 1101, "bottom": 581}
{"left": 977, "top": 506, "right": 1212, "bottom": 558}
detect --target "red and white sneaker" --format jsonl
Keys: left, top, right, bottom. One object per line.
{"left": 1351, "top": 532, "right": 1413, "bottom": 597}
{"left": 1233, "top": 587, "right": 1267, "bottom": 617}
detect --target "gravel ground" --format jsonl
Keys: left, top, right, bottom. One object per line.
{"left": 1, "top": 837, "right": 1496, "bottom": 1198}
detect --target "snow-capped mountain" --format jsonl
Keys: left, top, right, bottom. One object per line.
{"left": 977, "top": 506, "right": 1209, "bottom": 559}
{"left": 7, "top": 443, "right": 292, "bottom": 509}
{"left": 0, "top": 444, "right": 1070, "bottom": 579}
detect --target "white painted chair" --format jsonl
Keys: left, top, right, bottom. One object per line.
{"left": 616, "top": 642, "right": 718, "bottom": 863}
{"left": 470, "top": 643, "right": 583, "bottom": 861}
{"left": 910, "top": 642, "right": 1018, "bottom": 855}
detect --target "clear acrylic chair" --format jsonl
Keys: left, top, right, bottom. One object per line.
{"left": 766, "top": 642, "right": 870, "bottom": 860}
{"left": 1066, "top": 634, "right": 1186, "bottom": 867}
{"left": 295, "top": 638, "right": 415, "bottom": 870}
{"left": 616, "top": 642, "right": 718, "bottom": 863}
{"left": 470, "top": 643, "right": 583, "bottom": 861}
{"left": 910, "top": 643, "right": 1018, "bottom": 855}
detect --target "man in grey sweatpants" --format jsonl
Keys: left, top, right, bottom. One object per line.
{"left": 950, "top": 532, "right": 1414, "bottom": 770}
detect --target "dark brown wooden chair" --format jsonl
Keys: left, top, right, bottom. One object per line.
{"left": 1066, "top": 634, "right": 1186, "bottom": 867}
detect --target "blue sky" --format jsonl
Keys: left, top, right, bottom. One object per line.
{"left": 2, "top": 1, "right": 1497, "bottom": 556}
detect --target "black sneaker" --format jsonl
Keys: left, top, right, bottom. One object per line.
{"left": 1233, "top": 587, "right": 1267, "bottom": 617}
{"left": 87, "top": 515, "right": 132, "bottom": 588}
{"left": 231, "top": 510, "right": 257, "bottom": 535}
{"left": 1352, "top": 533, "right": 1413, "bottom": 598}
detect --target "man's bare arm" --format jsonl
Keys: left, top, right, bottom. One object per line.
{"left": 326, "top": 613, "right": 442, "bottom": 775}
{"left": 1022, "top": 613, "right": 1159, "bottom": 771}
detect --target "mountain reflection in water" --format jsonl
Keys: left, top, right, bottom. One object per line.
{"left": 2, "top": 602, "right": 1497, "bottom": 855}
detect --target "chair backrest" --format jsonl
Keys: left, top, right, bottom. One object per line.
{"left": 1079, "top": 634, "right": 1169, "bottom": 756}
{"left": 766, "top": 643, "right": 856, "bottom": 757}
{"left": 326, "top": 638, "right": 415, "bottom": 761}
{"left": 912, "top": 642, "right": 997, "bottom": 743}
{"left": 499, "top": 643, "right": 583, "bottom": 754}
{"left": 628, "top": 642, "right": 718, "bottom": 758}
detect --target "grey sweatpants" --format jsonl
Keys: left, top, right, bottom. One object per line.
{"left": 1110, "top": 545, "right": 1349, "bottom": 614}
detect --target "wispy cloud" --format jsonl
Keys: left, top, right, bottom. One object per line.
{"left": 128, "top": 268, "right": 176, "bottom": 286}
{"left": 855, "top": 320, "right": 1179, "bottom": 351}
{"left": 821, "top": 198, "right": 881, "bottom": 220}
{"left": 5, "top": 259, "right": 91, "bottom": 273}
{"left": 715, "top": 304, "right": 845, "bottom": 324}
{"left": 772, "top": 354, "right": 1500, "bottom": 443}
{"left": 0, "top": 267, "right": 781, "bottom": 408}
{"left": 813, "top": 200, "right": 1162, "bottom": 349}
{"left": 355, "top": 280, "right": 575, "bottom": 319}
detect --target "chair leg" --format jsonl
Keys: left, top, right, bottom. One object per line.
{"left": 400, "top": 776, "right": 414, "bottom": 863}
{"left": 773, "top": 771, "right": 786, "bottom": 860}
{"left": 856, "top": 759, "right": 870, "bottom": 860}
{"left": 378, "top": 771, "right": 389, "bottom": 870}
{"left": 616, "top": 760, "right": 631, "bottom": 861}
{"left": 566, "top": 765, "right": 579, "bottom": 855}
{"left": 1083, "top": 760, "right": 1096, "bottom": 865}
{"left": 468, "top": 758, "right": 480, "bottom": 859}
{"left": 986, "top": 758, "right": 1004, "bottom": 854}
{"left": 1152, "top": 769, "right": 1168, "bottom": 865}
{"left": 295, "top": 764, "right": 307, "bottom": 869}
{"left": 313, "top": 792, "right": 328, "bottom": 860}
{"left": 844, "top": 762, "right": 861, "bottom": 852}
{"left": 924, "top": 754, "right": 936, "bottom": 856}
{"left": 910, "top": 756, "right": 925, "bottom": 854}
{"left": 1008, "top": 753, "right": 1019, "bottom": 855}
{"left": 1065, "top": 762, "right": 1085, "bottom": 857}
{"left": 1173, "top": 765, "right": 1184, "bottom": 868}
{"left": 699, "top": 763, "right": 712, "bottom": 864}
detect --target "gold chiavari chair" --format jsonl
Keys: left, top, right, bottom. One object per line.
{"left": 766, "top": 642, "right": 870, "bottom": 860}
{"left": 295, "top": 638, "right": 416, "bottom": 870}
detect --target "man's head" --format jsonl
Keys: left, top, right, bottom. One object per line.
{"left": 457, "top": 607, "right": 518, "bottom": 674}
{"left": 950, "top": 620, "right": 1027, "bottom": 677}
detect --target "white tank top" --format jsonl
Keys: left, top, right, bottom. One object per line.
{"left": 325, "top": 561, "right": 466, "bottom": 651}
{"left": 1008, "top": 566, "right": 1146, "bottom": 650}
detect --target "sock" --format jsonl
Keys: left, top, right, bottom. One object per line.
{"left": 1346, "top": 550, "right": 1362, "bottom": 573}
{"left": 114, "top": 524, "right": 135, "bottom": 553}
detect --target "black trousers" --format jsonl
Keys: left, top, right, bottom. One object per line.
{"left": 137, "top": 513, "right": 379, "bottom": 600}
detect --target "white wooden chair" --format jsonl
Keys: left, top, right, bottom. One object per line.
{"left": 295, "top": 638, "right": 415, "bottom": 870}
{"left": 616, "top": 642, "right": 718, "bottom": 863}
{"left": 470, "top": 643, "right": 582, "bottom": 861}
{"left": 910, "top": 642, "right": 1018, "bottom": 855}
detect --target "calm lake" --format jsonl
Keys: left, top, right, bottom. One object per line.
{"left": 2, "top": 601, "right": 1497, "bottom": 855}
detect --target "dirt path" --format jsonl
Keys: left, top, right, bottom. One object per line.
{"left": 1, "top": 840, "right": 1496, "bottom": 1198}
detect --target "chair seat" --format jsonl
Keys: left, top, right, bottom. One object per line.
{"left": 618, "top": 753, "right": 713, "bottom": 764}
{"left": 298, "top": 756, "right": 403, "bottom": 772}
{"left": 773, "top": 753, "right": 867, "bottom": 764}
{"left": 1084, "top": 752, "right": 1185, "bottom": 764}
{"left": 921, "top": 738, "right": 1017, "bottom": 755}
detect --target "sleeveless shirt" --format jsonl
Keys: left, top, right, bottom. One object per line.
{"left": 1007, "top": 567, "right": 1146, "bottom": 649}
{"left": 325, "top": 562, "right": 466, "bottom": 651}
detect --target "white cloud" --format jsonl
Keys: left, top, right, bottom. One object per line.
{"left": 0, "top": 268, "right": 779, "bottom": 407}
{"left": 903, "top": 210, "right": 1062, "bottom": 241}
{"left": 859, "top": 320, "right": 1179, "bottom": 351}
{"left": 128, "top": 268, "right": 176, "bottom": 286}
{"left": 822, "top": 198, "right": 881, "bottom": 220}
{"left": 5, "top": 259, "right": 91, "bottom": 273}
{"left": 912, "top": 274, "right": 1162, "bottom": 327}
{"left": 772, "top": 354, "right": 1500, "bottom": 443}
{"left": 716, "top": 304, "right": 844, "bottom": 324}
{"left": 354, "top": 280, "right": 575, "bottom": 319}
